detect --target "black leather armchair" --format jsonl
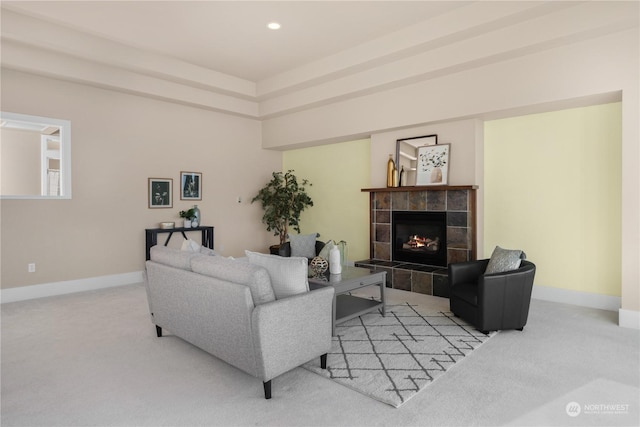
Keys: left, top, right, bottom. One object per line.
{"left": 278, "top": 241, "right": 326, "bottom": 260}
{"left": 449, "top": 259, "right": 536, "bottom": 334}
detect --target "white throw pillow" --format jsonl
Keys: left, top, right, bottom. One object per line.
{"left": 245, "top": 250, "right": 309, "bottom": 299}
{"left": 288, "top": 233, "right": 319, "bottom": 259}
{"left": 181, "top": 238, "right": 201, "bottom": 252}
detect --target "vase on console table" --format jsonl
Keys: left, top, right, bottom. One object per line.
{"left": 191, "top": 205, "right": 201, "bottom": 227}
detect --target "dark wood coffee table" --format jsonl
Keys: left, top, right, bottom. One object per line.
{"left": 309, "top": 266, "right": 386, "bottom": 335}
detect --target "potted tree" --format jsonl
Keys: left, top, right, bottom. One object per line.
{"left": 251, "top": 170, "right": 313, "bottom": 254}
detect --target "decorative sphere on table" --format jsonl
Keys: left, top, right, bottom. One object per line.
{"left": 310, "top": 257, "right": 329, "bottom": 276}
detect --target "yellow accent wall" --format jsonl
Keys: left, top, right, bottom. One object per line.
{"left": 283, "top": 139, "right": 371, "bottom": 262}
{"left": 484, "top": 103, "right": 622, "bottom": 296}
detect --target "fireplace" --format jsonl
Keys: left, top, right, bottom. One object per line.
{"left": 358, "top": 186, "right": 477, "bottom": 298}
{"left": 392, "top": 211, "right": 447, "bottom": 267}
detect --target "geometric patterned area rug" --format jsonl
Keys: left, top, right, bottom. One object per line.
{"left": 304, "top": 302, "right": 497, "bottom": 408}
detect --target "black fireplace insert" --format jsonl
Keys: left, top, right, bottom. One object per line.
{"left": 392, "top": 211, "right": 447, "bottom": 267}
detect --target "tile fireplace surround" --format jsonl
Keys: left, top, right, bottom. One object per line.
{"left": 356, "top": 186, "right": 477, "bottom": 298}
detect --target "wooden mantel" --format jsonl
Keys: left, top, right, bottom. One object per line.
{"left": 362, "top": 185, "right": 478, "bottom": 193}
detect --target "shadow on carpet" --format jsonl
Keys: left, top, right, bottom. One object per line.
{"left": 304, "top": 302, "right": 496, "bottom": 408}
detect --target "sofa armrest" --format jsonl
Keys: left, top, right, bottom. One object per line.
{"left": 251, "top": 286, "right": 335, "bottom": 381}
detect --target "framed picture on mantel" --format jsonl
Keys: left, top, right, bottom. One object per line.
{"left": 416, "top": 144, "right": 450, "bottom": 186}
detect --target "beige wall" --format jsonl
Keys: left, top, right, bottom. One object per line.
{"left": 1, "top": 69, "right": 281, "bottom": 289}
{"left": 1, "top": 127, "right": 41, "bottom": 195}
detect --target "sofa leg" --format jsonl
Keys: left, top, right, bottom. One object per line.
{"left": 517, "top": 327, "right": 524, "bottom": 331}
{"left": 155, "top": 325, "right": 162, "bottom": 337}
{"left": 321, "top": 353, "right": 327, "bottom": 369}
{"left": 263, "top": 381, "right": 272, "bottom": 399}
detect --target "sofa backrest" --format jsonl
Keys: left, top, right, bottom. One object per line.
{"left": 191, "top": 255, "right": 276, "bottom": 305}
{"left": 148, "top": 245, "right": 276, "bottom": 306}
{"left": 149, "top": 245, "right": 198, "bottom": 270}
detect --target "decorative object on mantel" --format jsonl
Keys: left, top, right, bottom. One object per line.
{"left": 386, "top": 154, "right": 398, "bottom": 187}
{"left": 310, "top": 256, "right": 329, "bottom": 277}
{"left": 180, "top": 171, "right": 202, "bottom": 200}
{"left": 416, "top": 143, "right": 450, "bottom": 186}
{"left": 148, "top": 178, "right": 173, "bottom": 208}
{"left": 304, "top": 301, "right": 496, "bottom": 408}
{"left": 395, "top": 134, "right": 438, "bottom": 187}
{"left": 251, "top": 170, "right": 313, "bottom": 250}
{"left": 159, "top": 222, "right": 175, "bottom": 229}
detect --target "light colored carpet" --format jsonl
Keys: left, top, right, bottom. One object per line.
{"left": 1, "top": 283, "right": 639, "bottom": 426}
{"left": 305, "top": 302, "right": 495, "bottom": 407}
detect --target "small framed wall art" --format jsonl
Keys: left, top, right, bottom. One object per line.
{"left": 416, "top": 144, "right": 450, "bottom": 186}
{"left": 180, "top": 171, "right": 202, "bottom": 200}
{"left": 148, "top": 178, "right": 173, "bottom": 208}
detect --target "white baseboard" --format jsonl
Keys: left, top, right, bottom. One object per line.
{"left": 1, "top": 271, "right": 144, "bottom": 304}
{"left": 618, "top": 308, "right": 640, "bottom": 330}
{"left": 531, "top": 285, "right": 640, "bottom": 329}
{"left": 531, "top": 284, "right": 621, "bottom": 312}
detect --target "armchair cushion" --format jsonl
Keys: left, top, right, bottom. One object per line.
{"left": 245, "top": 250, "right": 309, "bottom": 299}
{"left": 485, "top": 246, "right": 525, "bottom": 274}
{"left": 288, "top": 233, "right": 320, "bottom": 259}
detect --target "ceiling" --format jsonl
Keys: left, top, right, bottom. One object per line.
{"left": 2, "top": 1, "right": 637, "bottom": 121}
{"left": 2, "top": 1, "right": 468, "bottom": 82}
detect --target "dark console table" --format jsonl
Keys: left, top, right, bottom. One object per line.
{"left": 145, "top": 226, "right": 214, "bottom": 260}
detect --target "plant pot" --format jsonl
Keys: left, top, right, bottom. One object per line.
{"left": 183, "top": 219, "right": 192, "bottom": 228}
{"left": 269, "top": 244, "right": 281, "bottom": 255}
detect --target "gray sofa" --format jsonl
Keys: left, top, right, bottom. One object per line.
{"left": 144, "top": 245, "right": 334, "bottom": 399}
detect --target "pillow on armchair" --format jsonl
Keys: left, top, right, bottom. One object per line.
{"left": 288, "top": 233, "right": 320, "bottom": 259}
{"left": 485, "top": 246, "right": 527, "bottom": 274}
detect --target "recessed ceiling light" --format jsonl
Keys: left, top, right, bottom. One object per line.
{"left": 267, "top": 22, "right": 281, "bottom": 30}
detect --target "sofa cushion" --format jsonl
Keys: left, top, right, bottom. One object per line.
{"left": 288, "top": 233, "right": 319, "bottom": 259}
{"left": 149, "top": 245, "right": 196, "bottom": 271}
{"left": 485, "top": 246, "right": 524, "bottom": 274}
{"left": 190, "top": 256, "right": 276, "bottom": 306}
{"left": 245, "top": 250, "right": 309, "bottom": 299}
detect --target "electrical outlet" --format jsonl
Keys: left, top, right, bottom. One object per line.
{"left": 28, "top": 263, "right": 36, "bottom": 273}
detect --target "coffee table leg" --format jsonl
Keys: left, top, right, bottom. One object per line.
{"left": 380, "top": 272, "right": 386, "bottom": 317}
{"left": 332, "top": 294, "right": 337, "bottom": 336}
